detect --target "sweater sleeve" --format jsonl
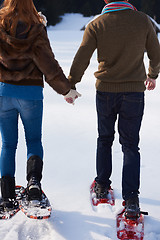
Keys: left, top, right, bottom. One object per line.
{"left": 32, "top": 27, "right": 70, "bottom": 95}
{"left": 146, "top": 17, "right": 160, "bottom": 79}
{"left": 68, "top": 24, "right": 97, "bottom": 89}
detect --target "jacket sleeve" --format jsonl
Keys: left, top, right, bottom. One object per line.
{"left": 146, "top": 17, "right": 160, "bottom": 79}
{"left": 68, "top": 24, "right": 97, "bottom": 89}
{"left": 32, "top": 27, "right": 70, "bottom": 95}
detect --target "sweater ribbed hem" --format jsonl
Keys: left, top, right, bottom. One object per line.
{"left": 95, "top": 80, "right": 146, "bottom": 92}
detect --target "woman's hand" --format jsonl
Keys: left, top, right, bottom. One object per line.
{"left": 64, "top": 89, "right": 81, "bottom": 105}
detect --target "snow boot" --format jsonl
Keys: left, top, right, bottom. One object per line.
{"left": 27, "top": 176, "right": 42, "bottom": 201}
{"left": 0, "top": 176, "right": 18, "bottom": 211}
{"left": 26, "top": 155, "right": 43, "bottom": 201}
{"left": 94, "top": 181, "right": 109, "bottom": 199}
{"left": 125, "top": 196, "right": 140, "bottom": 219}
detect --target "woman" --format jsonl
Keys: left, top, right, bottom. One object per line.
{"left": 0, "top": 0, "right": 70, "bottom": 210}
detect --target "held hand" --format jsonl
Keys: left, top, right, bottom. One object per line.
{"left": 145, "top": 77, "right": 156, "bottom": 90}
{"left": 64, "top": 89, "right": 81, "bottom": 105}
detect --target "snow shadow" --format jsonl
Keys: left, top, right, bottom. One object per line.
{"left": 48, "top": 209, "right": 117, "bottom": 240}
{"left": 144, "top": 216, "right": 160, "bottom": 240}
{"left": 140, "top": 197, "right": 160, "bottom": 206}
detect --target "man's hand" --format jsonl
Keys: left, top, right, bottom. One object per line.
{"left": 64, "top": 89, "right": 81, "bottom": 105}
{"left": 145, "top": 77, "right": 156, "bottom": 90}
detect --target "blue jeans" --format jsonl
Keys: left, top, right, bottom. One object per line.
{"left": 95, "top": 91, "right": 144, "bottom": 200}
{"left": 0, "top": 97, "right": 43, "bottom": 177}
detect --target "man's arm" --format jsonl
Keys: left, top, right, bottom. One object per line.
{"left": 146, "top": 17, "right": 160, "bottom": 80}
{"left": 68, "top": 24, "right": 97, "bottom": 89}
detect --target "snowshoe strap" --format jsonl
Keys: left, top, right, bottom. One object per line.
{"left": 140, "top": 211, "right": 148, "bottom": 215}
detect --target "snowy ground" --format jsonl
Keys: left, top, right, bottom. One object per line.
{"left": 0, "top": 13, "right": 160, "bottom": 240}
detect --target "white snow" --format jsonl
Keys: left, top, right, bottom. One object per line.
{"left": 0, "top": 13, "right": 160, "bottom": 240}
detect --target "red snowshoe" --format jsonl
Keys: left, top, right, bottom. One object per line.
{"left": 116, "top": 202, "right": 148, "bottom": 240}
{"left": 90, "top": 180, "right": 115, "bottom": 207}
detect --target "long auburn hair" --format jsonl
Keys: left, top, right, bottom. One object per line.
{"left": 0, "top": 0, "right": 44, "bottom": 36}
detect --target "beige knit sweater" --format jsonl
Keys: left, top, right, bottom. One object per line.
{"left": 69, "top": 10, "right": 160, "bottom": 92}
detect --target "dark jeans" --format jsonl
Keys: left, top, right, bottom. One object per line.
{"left": 95, "top": 91, "right": 144, "bottom": 200}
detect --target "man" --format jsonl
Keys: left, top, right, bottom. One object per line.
{"left": 64, "top": 0, "right": 160, "bottom": 218}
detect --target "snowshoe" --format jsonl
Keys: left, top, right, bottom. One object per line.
{"left": 0, "top": 197, "right": 19, "bottom": 220}
{"left": 116, "top": 201, "right": 148, "bottom": 240}
{"left": 17, "top": 186, "right": 52, "bottom": 219}
{"left": 90, "top": 180, "right": 115, "bottom": 207}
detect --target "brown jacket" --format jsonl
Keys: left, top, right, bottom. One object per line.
{"left": 69, "top": 10, "right": 160, "bottom": 92}
{"left": 0, "top": 23, "right": 70, "bottom": 95}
